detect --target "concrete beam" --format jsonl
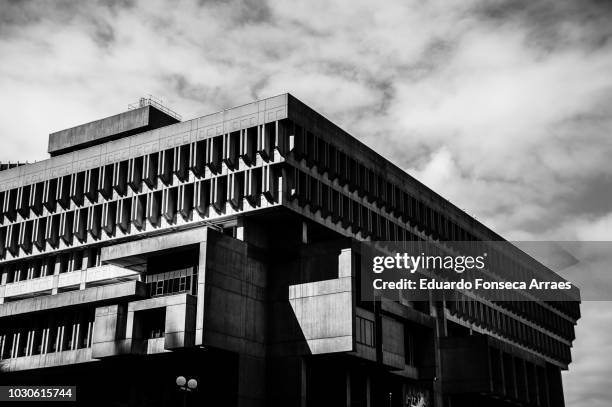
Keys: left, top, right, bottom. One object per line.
{"left": 48, "top": 106, "right": 180, "bottom": 156}
{"left": 0, "top": 280, "right": 145, "bottom": 318}
{"left": 100, "top": 228, "right": 209, "bottom": 268}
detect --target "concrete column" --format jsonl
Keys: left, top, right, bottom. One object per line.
{"left": 79, "top": 270, "right": 87, "bottom": 290}
{"left": 30, "top": 330, "right": 37, "bottom": 356}
{"left": 345, "top": 370, "right": 351, "bottom": 407}
{"left": 68, "top": 253, "right": 75, "bottom": 272}
{"left": 12, "top": 333, "right": 19, "bottom": 358}
{"left": 86, "top": 321, "right": 92, "bottom": 348}
{"left": 72, "top": 323, "right": 80, "bottom": 350}
{"left": 365, "top": 375, "right": 371, "bottom": 407}
{"left": 41, "top": 328, "right": 48, "bottom": 355}
{"left": 533, "top": 364, "right": 541, "bottom": 406}
{"left": 300, "top": 357, "right": 307, "bottom": 407}
{"left": 542, "top": 365, "right": 551, "bottom": 407}
{"left": 195, "top": 233, "right": 209, "bottom": 347}
{"left": 302, "top": 221, "right": 308, "bottom": 244}
{"left": 52, "top": 257, "right": 61, "bottom": 295}
{"left": 236, "top": 218, "right": 244, "bottom": 241}
{"left": 25, "top": 331, "right": 32, "bottom": 356}
{"left": 431, "top": 296, "right": 445, "bottom": 407}
{"left": 57, "top": 326, "right": 64, "bottom": 352}
{"left": 79, "top": 253, "right": 88, "bottom": 290}
{"left": 339, "top": 248, "right": 352, "bottom": 278}
{"left": 0, "top": 270, "right": 7, "bottom": 304}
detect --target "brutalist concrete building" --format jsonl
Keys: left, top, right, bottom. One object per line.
{"left": 0, "top": 94, "right": 580, "bottom": 406}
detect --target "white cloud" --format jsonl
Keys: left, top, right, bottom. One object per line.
{"left": 1, "top": 0, "right": 611, "bottom": 404}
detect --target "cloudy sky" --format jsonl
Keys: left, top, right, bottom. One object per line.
{"left": 1, "top": 0, "right": 611, "bottom": 404}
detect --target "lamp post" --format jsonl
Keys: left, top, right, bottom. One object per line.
{"left": 176, "top": 376, "right": 198, "bottom": 407}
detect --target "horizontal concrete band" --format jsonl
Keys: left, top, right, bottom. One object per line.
{"left": 2, "top": 265, "right": 137, "bottom": 300}
{"left": 0, "top": 280, "right": 146, "bottom": 318}
{"left": 48, "top": 106, "right": 178, "bottom": 156}
{"left": 0, "top": 348, "right": 93, "bottom": 373}
{"left": 101, "top": 227, "right": 208, "bottom": 266}
{"left": 0, "top": 95, "right": 288, "bottom": 191}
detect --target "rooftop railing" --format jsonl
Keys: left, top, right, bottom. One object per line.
{"left": 128, "top": 94, "right": 182, "bottom": 121}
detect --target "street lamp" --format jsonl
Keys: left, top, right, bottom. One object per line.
{"left": 176, "top": 376, "right": 198, "bottom": 407}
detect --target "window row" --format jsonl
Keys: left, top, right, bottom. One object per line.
{"left": 0, "top": 167, "right": 280, "bottom": 259}
{"left": 290, "top": 167, "right": 579, "bottom": 329}
{"left": 145, "top": 267, "right": 197, "bottom": 298}
{"left": 447, "top": 297, "right": 572, "bottom": 364}
{"left": 489, "top": 348, "right": 550, "bottom": 404}
{"left": 290, "top": 123, "right": 467, "bottom": 242}
{"left": 289, "top": 124, "right": 580, "bottom": 322}
{"left": 2, "top": 247, "right": 102, "bottom": 284}
{"left": 0, "top": 309, "right": 95, "bottom": 359}
{"left": 0, "top": 120, "right": 291, "bottom": 224}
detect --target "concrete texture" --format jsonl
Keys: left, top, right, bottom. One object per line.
{"left": 0, "top": 94, "right": 579, "bottom": 407}
{"left": 48, "top": 106, "right": 180, "bottom": 156}
{"left": 0, "top": 280, "right": 145, "bottom": 317}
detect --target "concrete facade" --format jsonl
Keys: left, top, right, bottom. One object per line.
{"left": 0, "top": 94, "right": 579, "bottom": 407}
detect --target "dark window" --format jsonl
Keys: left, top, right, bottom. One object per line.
{"left": 138, "top": 308, "right": 166, "bottom": 339}
{"left": 145, "top": 267, "right": 197, "bottom": 297}
{"left": 356, "top": 316, "right": 375, "bottom": 347}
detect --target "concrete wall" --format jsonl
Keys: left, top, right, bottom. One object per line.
{"left": 0, "top": 280, "right": 145, "bottom": 317}
{"left": 288, "top": 275, "right": 354, "bottom": 355}
{"left": 48, "top": 106, "right": 180, "bottom": 156}
{"left": 92, "top": 304, "right": 129, "bottom": 358}
{"left": 0, "top": 348, "right": 92, "bottom": 372}
{"left": 201, "top": 232, "right": 267, "bottom": 357}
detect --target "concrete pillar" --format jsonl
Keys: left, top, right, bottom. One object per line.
{"left": 236, "top": 218, "right": 245, "bottom": 241}
{"left": 431, "top": 297, "right": 445, "bottom": 407}
{"left": 195, "top": 234, "right": 208, "bottom": 347}
{"left": 25, "top": 331, "right": 32, "bottom": 356}
{"left": 300, "top": 357, "right": 307, "bottom": 407}
{"left": 79, "top": 253, "right": 88, "bottom": 290}
{"left": 0, "top": 334, "right": 5, "bottom": 359}
{"left": 30, "top": 330, "right": 36, "bottom": 355}
{"left": 339, "top": 248, "right": 352, "bottom": 278}
{"left": 41, "top": 328, "right": 48, "bottom": 355}
{"left": 345, "top": 370, "right": 351, "bottom": 407}
{"left": 301, "top": 221, "right": 308, "bottom": 244}
{"left": 57, "top": 326, "right": 64, "bottom": 352}
{"left": 366, "top": 375, "right": 371, "bottom": 407}
{"left": 86, "top": 321, "right": 92, "bottom": 348}
{"left": 52, "top": 257, "right": 61, "bottom": 295}
{"left": 0, "top": 270, "right": 7, "bottom": 304}
{"left": 12, "top": 333, "right": 19, "bottom": 358}
{"left": 72, "top": 323, "right": 80, "bottom": 350}
{"left": 68, "top": 253, "right": 75, "bottom": 272}
{"left": 542, "top": 365, "right": 551, "bottom": 407}
{"left": 533, "top": 364, "right": 541, "bottom": 406}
